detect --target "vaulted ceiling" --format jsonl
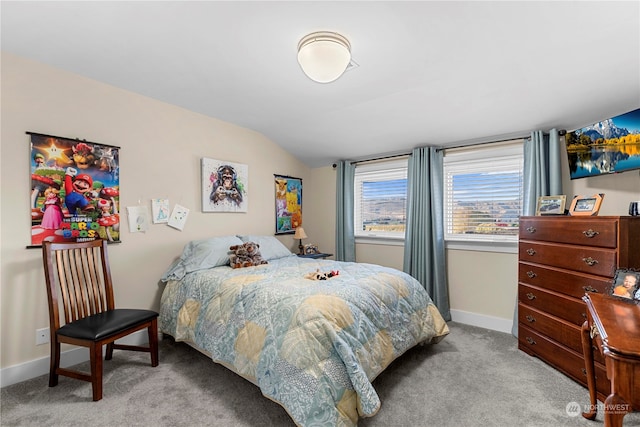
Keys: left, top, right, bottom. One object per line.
{"left": 2, "top": 1, "right": 639, "bottom": 167}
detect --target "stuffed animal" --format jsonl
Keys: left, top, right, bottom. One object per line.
{"left": 304, "top": 269, "right": 340, "bottom": 280}
{"left": 229, "top": 242, "right": 268, "bottom": 269}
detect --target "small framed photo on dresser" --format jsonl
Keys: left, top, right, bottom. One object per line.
{"left": 569, "top": 194, "right": 604, "bottom": 216}
{"left": 610, "top": 268, "right": 640, "bottom": 302}
{"left": 536, "top": 195, "right": 566, "bottom": 215}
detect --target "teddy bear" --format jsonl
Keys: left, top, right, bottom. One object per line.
{"left": 229, "top": 242, "right": 268, "bottom": 269}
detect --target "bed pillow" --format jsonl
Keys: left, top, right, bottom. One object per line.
{"left": 161, "top": 235, "right": 243, "bottom": 281}
{"left": 237, "top": 235, "right": 293, "bottom": 260}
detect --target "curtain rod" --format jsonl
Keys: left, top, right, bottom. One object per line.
{"left": 435, "top": 135, "right": 529, "bottom": 152}
{"left": 436, "top": 129, "right": 567, "bottom": 152}
{"left": 349, "top": 152, "right": 411, "bottom": 165}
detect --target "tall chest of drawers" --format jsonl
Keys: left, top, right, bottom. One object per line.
{"left": 518, "top": 216, "right": 640, "bottom": 399}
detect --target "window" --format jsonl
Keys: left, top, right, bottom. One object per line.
{"left": 354, "top": 158, "right": 408, "bottom": 240}
{"left": 443, "top": 141, "right": 523, "bottom": 248}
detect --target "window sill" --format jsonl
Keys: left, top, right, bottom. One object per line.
{"left": 355, "top": 236, "right": 405, "bottom": 247}
{"left": 445, "top": 240, "right": 517, "bottom": 254}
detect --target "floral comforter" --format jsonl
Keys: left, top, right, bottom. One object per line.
{"left": 159, "top": 255, "right": 448, "bottom": 426}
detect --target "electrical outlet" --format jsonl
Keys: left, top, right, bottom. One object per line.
{"left": 36, "top": 327, "right": 49, "bottom": 345}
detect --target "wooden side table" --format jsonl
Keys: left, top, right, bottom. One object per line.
{"left": 297, "top": 253, "right": 333, "bottom": 259}
{"left": 581, "top": 292, "right": 640, "bottom": 427}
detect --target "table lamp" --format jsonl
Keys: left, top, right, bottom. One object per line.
{"left": 293, "top": 227, "right": 308, "bottom": 254}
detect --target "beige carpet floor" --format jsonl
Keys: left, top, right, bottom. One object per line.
{"left": 2, "top": 322, "right": 639, "bottom": 426}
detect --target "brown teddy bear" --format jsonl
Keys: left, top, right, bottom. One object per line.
{"left": 229, "top": 242, "right": 268, "bottom": 269}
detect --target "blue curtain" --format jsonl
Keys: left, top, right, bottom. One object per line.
{"left": 335, "top": 160, "right": 356, "bottom": 262}
{"left": 403, "top": 147, "right": 451, "bottom": 320}
{"left": 512, "top": 129, "right": 563, "bottom": 336}
{"left": 523, "top": 129, "right": 563, "bottom": 215}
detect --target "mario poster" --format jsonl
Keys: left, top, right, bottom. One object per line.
{"left": 29, "top": 132, "right": 120, "bottom": 245}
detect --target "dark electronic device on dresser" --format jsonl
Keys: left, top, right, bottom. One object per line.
{"left": 517, "top": 216, "right": 640, "bottom": 402}
{"left": 565, "top": 108, "right": 640, "bottom": 180}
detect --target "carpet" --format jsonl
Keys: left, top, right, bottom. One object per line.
{"left": 2, "top": 322, "right": 639, "bottom": 426}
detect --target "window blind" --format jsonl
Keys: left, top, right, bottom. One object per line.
{"left": 443, "top": 144, "right": 523, "bottom": 242}
{"left": 354, "top": 159, "right": 408, "bottom": 238}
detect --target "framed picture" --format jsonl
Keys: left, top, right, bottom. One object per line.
{"left": 304, "top": 244, "right": 318, "bottom": 255}
{"left": 569, "top": 194, "right": 604, "bottom": 216}
{"left": 202, "top": 158, "right": 248, "bottom": 213}
{"left": 274, "top": 174, "right": 302, "bottom": 234}
{"left": 536, "top": 195, "right": 566, "bottom": 216}
{"left": 29, "top": 132, "right": 121, "bottom": 246}
{"left": 609, "top": 268, "right": 640, "bottom": 302}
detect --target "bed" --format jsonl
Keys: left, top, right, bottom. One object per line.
{"left": 159, "top": 235, "right": 449, "bottom": 426}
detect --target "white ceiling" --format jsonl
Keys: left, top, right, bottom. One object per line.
{"left": 2, "top": 1, "right": 639, "bottom": 167}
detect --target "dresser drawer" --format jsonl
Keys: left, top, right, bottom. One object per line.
{"left": 518, "top": 303, "right": 605, "bottom": 365}
{"left": 519, "top": 241, "right": 617, "bottom": 277}
{"left": 519, "top": 284, "right": 587, "bottom": 326}
{"left": 518, "top": 325, "right": 610, "bottom": 396}
{"left": 518, "top": 262, "right": 612, "bottom": 298}
{"left": 520, "top": 217, "right": 618, "bottom": 248}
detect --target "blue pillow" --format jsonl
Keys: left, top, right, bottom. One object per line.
{"left": 237, "top": 235, "right": 293, "bottom": 260}
{"left": 161, "top": 235, "right": 243, "bottom": 281}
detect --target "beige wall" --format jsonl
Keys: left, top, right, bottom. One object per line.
{"left": 3, "top": 51, "right": 639, "bottom": 377}
{"left": 0, "top": 52, "right": 310, "bottom": 369}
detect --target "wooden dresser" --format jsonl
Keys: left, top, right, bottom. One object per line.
{"left": 518, "top": 216, "right": 640, "bottom": 400}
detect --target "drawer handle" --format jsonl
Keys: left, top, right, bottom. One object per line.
{"left": 590, "top": 324, "right": 599, "bottom": 339}
{"left": 581, "top": 368, "right": 587, "bottom": 376}
{"left": 525, "top": 315, "right": 536, "bottom": 323}
{"left": 525, "top": 337, "right": 536, "bottom": 345}
{"left": 583, "top": 286, "right": 598, "bottom": 293}
{"left": 582, "top": 257, "right": 598, "bottom": 266}
{"left": 582, "top": 229, "right": 600, "bottom": 238}
{"left": 526, "top": 248, "right": 536, "bottom": 256}
{"left": 526, "top": 271, "right": 537, "bottom": 279}
{"left": 526, "top": 293, "right": 536, "bottom": 300}
{"left": 526, "top": 226, "right": 536, "bottom": 234}
{"left": 581, "top": 312, "right": 587, "bottom": 319}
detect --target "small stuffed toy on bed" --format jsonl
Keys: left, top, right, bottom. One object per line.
{"left": 304, "top": 269, "right": 339, "bottom": 280}
{"left": 229, "top": 242, "right": 268, "bottom": 269}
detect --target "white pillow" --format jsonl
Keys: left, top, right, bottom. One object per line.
{"left": 237, "top": 235, "right": 293, "bottom": 260}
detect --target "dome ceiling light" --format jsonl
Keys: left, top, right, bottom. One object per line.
{"left": 297, "top": 31, "right": 351, "bottom": 84}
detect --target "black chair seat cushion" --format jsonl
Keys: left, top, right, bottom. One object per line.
{"left": 57, "top": 309, "right": 158, "bottom": 341}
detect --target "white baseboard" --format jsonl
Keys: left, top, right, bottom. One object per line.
{"left": 450, "top": 309, "right": 514, "bottom": 334}
{"left": 0, "top": 329, "right": 149, "bottom": 388}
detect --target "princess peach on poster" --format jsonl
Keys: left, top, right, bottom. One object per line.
{"left": 41, "top": 187, "right": 63, "bottom": 229}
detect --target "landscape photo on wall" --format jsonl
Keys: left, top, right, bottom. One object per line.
{"left": 565, "top": 108, "right": 640, "bottom": 179}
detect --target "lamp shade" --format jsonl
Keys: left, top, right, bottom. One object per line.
{"left": 293, "top": 227, "right": 308, "bottom": 239}
{"left": 297, "top": 32, "right": 351, "bottom": 83}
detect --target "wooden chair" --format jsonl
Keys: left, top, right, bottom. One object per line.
{"left": 42, "top": 239, "right": 159, "bottom": 401}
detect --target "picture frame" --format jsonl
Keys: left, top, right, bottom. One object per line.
{"left": 609, "top": 268, "right": 640, "bottom": 302}
{"left": 535, "top": 195, "right": 566, "bottom": 216}
{"left": 304, "top": 244, "right": 318, "bottom": 255}
{"left": 568, "top": 193, "right": 604, "bottom": 216}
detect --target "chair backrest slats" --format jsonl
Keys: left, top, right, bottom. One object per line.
{"left": 43, "top": 240, "right": 116, "bottom": 329}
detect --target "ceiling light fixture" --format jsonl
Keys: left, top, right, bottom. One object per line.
{"left": 297, "top": 31, "right": 351, "bottom": 84}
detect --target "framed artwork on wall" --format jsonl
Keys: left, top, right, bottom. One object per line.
{"left": 274, "top": 174, "right": 302, "bottom": 234}
{"left": 202, "top": 158, "right": 248, "bottom": 213}
{"left": 29, "top": 132, "right": 121, "bottom": 246}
